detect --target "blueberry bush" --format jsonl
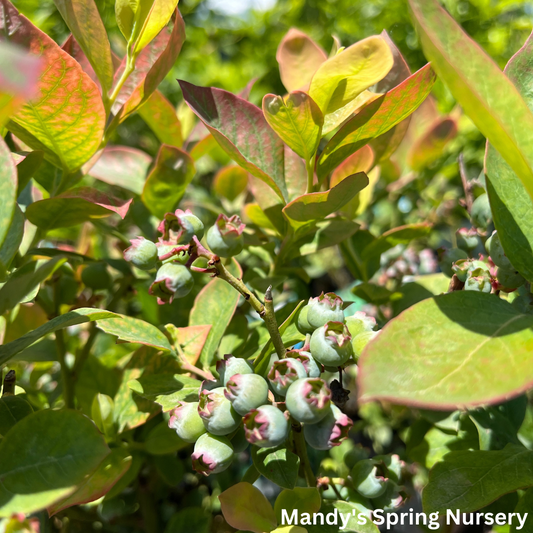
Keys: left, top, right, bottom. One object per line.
{"left": 2, "top": 0, "right": 533, "bottom": 531}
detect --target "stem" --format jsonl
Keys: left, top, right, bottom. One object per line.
{"left": 292, "top": 417, "right": 316, "bottom": 487}
{"left": 264, "top": 286, "right": 286, "bottom": 360}
{"left": 56, "top": 329, "right": 74, "bottom": 409}
{"left": 108, "top": 55, "right": 136, "bottom": 107}
{"left": 306, "top": 154, "right": 316, "bottom": 194}
{"left": 2, "top": 370, "right": 16, "bottom": 396}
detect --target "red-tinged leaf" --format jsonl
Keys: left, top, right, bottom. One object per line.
{"left": 0, "top": 0, "right": 105, "bottom": 172}
{"left": 409, "top": 0, "right": 533, "bottom": 203}
{"left": 284, "top": 144, "right": 308, "bottom": 200}
{"left": 408, "top": 116, "right": 457, "bottom": 170}
{"left": 62, "top": 35, "right": 99, "bottom": 87}
{"left": 112, "top": 11, "right": 185, "bottom": 122}
{"left": 283, "top": 172, "right": 369, "bottom": 235}
{"left": 262, "top": 91, "right": 323, "bottom": 161}
{"left": 165, "top": 324, "right": 211, "bottom": 365}
{"left": 0, "top": 41, "right": 42, "bottom": 128}
{"left": 89, "top": 146, "right": 152, "bottom": 195}
{"left": 317, "top": 64, "right": 436, "bottom": 179}
{"left": 180, "top": 80, "right": 289, "bottom": 201}
{"left": 0, "top": 137, "right": 18, "bottom": 254}
{"left": 248, "top": 175, "right": 287, "bottom": 235}
{"left": 54, "top": 0, "right": 114, "bottom": 97}
{"left": 331, "top": 146, "right": 375, "bottom": 187}
{"left": 276, "top": 28, "right": 327, "bottom": 93}
{"left": 371, "top": 31, "right": 412, "bottom": 162}
{"left": 26, "top": 187, "right": 132, "bottom": 230}
{"left": 141, "top": 144, "right": 195, "bottom": 218}
{"left": 213, "top": 165, "right": 248, "bottom": 202}
{"left": 138, "top": 90, "right": 182, "bottom": 147}
{"left": 47, "top": 449, "right": 132, "bottom": 516}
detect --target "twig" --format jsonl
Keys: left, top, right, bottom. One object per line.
{"left": 458, "top": 153, "right": 473, "bottom": 213}
{"left": 264, "top": 286, "right": 287, "bottom": 360}
{"left": 2, "top": 370, "right": 16, "bottom": 396}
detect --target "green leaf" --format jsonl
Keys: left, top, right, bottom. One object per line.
{"left": 317, "top": 64, "right": 436, "bottom": 180}
{"left": 276, "top": 28, "right": 327, "bottom": 93}
{"left": 97, "top": 315, "right": 172, "bottom": 352}
{"left": 486, "top": 32, "right": 533, "bottom": 282}
{"left": 0, "top": 396, "right": 33, "bottom": 436}
{"left": 214, "top": 165, "right": 249, "bottom": 202}
{"left": 358, "top": 292, "right": 533, "bottom": 409}
{"left": 0, "top": 409, "right": 109, "bottom": 517}
{"left": 309, "top": 36, "right": 393, "bottom": 133}
{"left": 0, "top": 308, "right": 117, "bottom": 366}
{"left": 252, "top": 446, "right": 300, "bottom": 490}
{"left": 91, "top": 393, "right": 115, "bottom": 439}
{"left": 409, "top": 0, "right": 533, "bottom": 202}
{"left": 0, "top": 137, "right": 17, "bottom": 255}
{"left": 90, "top": 146, "right": 152, "bottom": 195}
{"left": 128, "top": 373, "right": 200, "bottom": 411}
{"left": 352, "top": 282, "right": 396, "bottom": 306}
{"left": 53, "top": 0, "right": 114, "bottom": 97}
{"left": 2, "top": 0, "right": 105, "bottom": 171}
{"left": 0, "top": 256, "right": 66, "bottom": 316}
{"left": 469, "top": 407, "right": 522, "bottom": 451}
{"left": 144, "top": 420, "right": 188, "bottom": 455}
{"left": 512, "top": 488, "right": 533, "bottom": 533}
{"left": 14, "top": 150, "right": 44, "bottom": 194}
{"left": 274, "top": 488, "right": 321, "bottom": 524}
{"left": 219, "top": 482, "right": 277, "bottom": 533}
{"left": 391, "top": 273, "right": 450, "bottom": 316}
{"left": 179, "top": 80, "right": 289, "bottom": 202}
{"left": 423, "top": 445, "right": 533, "bottom": 514}
{"left": 141, "top": 144, "right": 195, "bottom": 218}
{"left": 165, "top": 507, "right": 212, "bottom": 533}
{"left": 47, "top": 448, "right": 131, "bottom": 516}
{"left": 189, "top": 259, "right": 242, "bottom": 367}
{"left": 263, "top": 91, "right": 323, "bottom": 161}
{"left": 283, "top": 173, "right": 368, "bottom": 235}
{"left": 139, "top": 90, "right": 183, "bottom": 148}
{"left": 26, "top": 187, "right": 132, "bottom": 230}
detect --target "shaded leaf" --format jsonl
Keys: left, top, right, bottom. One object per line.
{"left": 139, "top": 90, "right": 182, "bottom": 147}
{"left": 142, "top": 144, "right": 195, "bottom": 218}
{"left": 276, "top": 28, "right": 327, "bottom": 93}
{"left": 252, "top": 446, "right": 300, "bottom": 490}
{"left": 0, "top": 138, "right": 17, "bottom": 256}
{"left": 274, "top": 488, "right": 321, "bottom": 525}
{"left": 1, "top": 0, "right": 105, "bottom": 171}
{"left": 317, "top": 64, "right": 436, "bottom": 179}
{"left": 14, "top": 150, "right": 44, "bottom": 194}
{"left": 144, "top": 420, "right": 188, "bottom": 455}
{"left": 26, "top": 187, "right": 132, "bottom": 230}
{"left": 423, "top": 445, "right": 533, "bottom": 514}
{"left": 0, "top": 409, "right": 109, "bottom": 517}
{"left": 512, "top": 488, "right": 533, "bottom": 533}
{"left": 408, "top": 117, "right": 457, "bottom": 170}
{"left": 358, "top": 292, "right": 533, "bottom": 409}
{"left": 179, "top": 80, "right": 289, "bottom": 201}
{"left": 409, "top": 0, "right": 533, "bottom": 202}
{"left": 214, "top": 165, "right": 248, "bottom": 202}
{"left": 0, "top": 396, "right": 33, "bottom": 436}
{"left": 165, "top": 507, "right": 211, "bottom": 533}
{"left": 352, "top": 282, "right": 396, "bottom": 306}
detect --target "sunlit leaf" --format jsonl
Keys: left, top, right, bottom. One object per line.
{"left": 138, "top": 90, "right": 182, "bottom": 147}
{"left": 164, "top": 324, "right": 211, "bottom": 365}
{"left": 0, "top": 138, "right": 17, "bottom": 257}
{"left": 213, "top": 165, "right": 248, "bottom": 202}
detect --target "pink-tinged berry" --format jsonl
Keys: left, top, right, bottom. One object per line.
{"left": 351, "top": 459, "right": 387, "bottom": 499}
{"left": 216, "top": 355, "right": 253, "bottom": 386}
{"left": 123, "top": 236, "right": 158, "bottom": 270}
{"left": 285, "top": 350, "right": 322, "bottom": 378}
{"left": 307, "top": 292, "right": 344, "bottom": 328}
{"left": 225, "top": 373, "right": 269, "bottom": 416}
{"left": 198, "top": 387, "right": 241, "bottom": 436}
{"left": 191, "top": 433, "right": 234, "bottom": 476}
{"left": 149, "top": 263, "right": 194, "bottom": 304}
{"left": 243, "top": 404, "right": 289, "bottom": 448}
{"left": 285, "top": 377, "right": 331, "bottom": 424}
{"left": 168, "top": 401, "right": 206, "bottom": 443}
{"left": 206, "top": 214, "right": 245, "bottom": 257}
{"left": 157, "top": 209, "right": 204, "bottom": 244}
{"left": 268, "top": 358, "right": 307, "bottom": 396}
{"left": 310, "top": 321, "right": 353, "bottom": 366}
{"left": 304, "top": 404, "right": 353, "bottom": 450}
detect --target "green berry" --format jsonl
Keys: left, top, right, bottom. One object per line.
{"left": 307, "top": 292, "right": 344, "bottom": 329}
{"left": 303, "top": 405, "right": 353, "bottom": 450}
{"left": 81, "top": 262, "right": 111, "bottom": 290}
{"left": 216, "top": 355, "right": 253, "bottom": 386}
{"left": 471, "top": 193, "right": 492, "bottom": 230}
{"left": 285, "top": 378, "right": 331, "bottom": 424}
{"left": 268, "top": 358, "right": 307, "bottom": 396}
{"left": 149, "top": 263, "right": 194, "bottom": 304}
{"left": 206, "top": 214, "right": 245, "bottom": 257}
{"left": 225, "top": 373, "right": 269, "bottom": 416}
{"left": 198, "top": 387, "right": 241, "bottom": 436}
{"left": 243, "top": 405, "right": 289, "bottom": 448}
{"left": 345, "top": 311, "right": 377, "bottom": 338}
{"left": 310, "top": 321, "right": 353, "bottom": 367}
{"left": 496, "top": 267, "right": 525, "bottom": 292}
{"left": 352, "top": 331, "right": 379, "bottom": 360}
{"left": 456, "top": 227, "right": 480, "bottom": 251}
{"left": 486, "top": 230, "right": 513, "bottom": 270}
{"left": 123, "top": 237, "right": 158, "bottom": 270}
{"left": 157, "top": 209, "right": 204, "bottom": 244}
{"left": 296, "top": 305, "right": 315, "bottom": 335}
{"left": 371, "top": 481, "right": 405, "bottom": 512}
{"left": 168, "top": 401, "right": 206, "bottom": 443}
{"left": 191, "top": 433, "right": 234, "bottom": 476}
{"left": 464, "top": 267, "right": 492, "bottom": 293}
{"left": 438, "top": 248, "right": 468, "bottom": 278}
{"left": 351, "top": 459, "right": 387, "bottom": 499}
{"left": 285, "top": 350, "right": 322, "bottom": 378}
{"left": 372, "top": 454, "right": 404, "bottom": 484}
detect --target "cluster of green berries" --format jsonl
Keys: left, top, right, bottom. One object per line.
{"left": 123, "top": 209, "right": 245, "bottom": 304}
{"left": 167, "top": 292, "right": 380, "bottom": 477}
{"left": 439, "top": 230, "right": 525, "bottom": 293}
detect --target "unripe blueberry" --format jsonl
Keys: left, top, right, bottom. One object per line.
{"left": 471, "top": 193, "right": 492, "bottom": 230}
{"left": 225, "top": 373, "right": 269, "bottom": 416}
{"left": 303, "top": 404, "right": 353, "bottom": 450}
{"left": 373, "top": 454, "right": 404, "bottom": 484}
{"left": 352, "top": 331, "right": 379, "bottom": 360}
{"left": 168, "top": 401, "right": 206, "bottom": 443}
{"left": 296, "top": 305, "right": 315, "bottom": 335}
{"left": 371, "top": 481, "right": 405, "bottom": 512}
{"left": 149, "top": 263, "right": 194, "bottom": 304}
{"left": 456, "top": 227, "right": 480, "bottom": 251}
{"left": 157, "top": 209, "right": 204, "bottom": 244}
{"left": 438, "top": 248, "right": 468, "bottom": 277}
{"left": 268, "top": 359, "right": 307, "bottom": 396}
{"left": 452, "top": 258, "right": 487, "bottom": 283}
{"left": 124, "top": 237, "right": 158, "bottom": 270}
{"left": 310, "top": 321, "right": 353, "bottom": 367}
{"left": 191, "top": 433, "right": 234, "bottom": 476}
{"left": 345, "top": 311, "right": 377, "bottom": 338}
{"left": 285, "top": 378, "right": 331, "bottom": 424}
{"left": 294, "top": 350, "right": 322, "bottom": 378}
{"left": 81, "top": 262, "right": 111, "bottom": 290}
{"left": 351, "top": 459, "right": 387, "bottom": 499}
{"left": 485, "top": 230, "right": 513, "bottom": 270}
{"left": 495, "top": 267, "right": 525, "bottom": 292}
{"left": 243, "top": 404, "right": 289, "bottom": 448}
{"left": 464, "top": 267, "right": 492, "bottom": 293}
{"left": 216, "top": 355, "right": 253, "bottom": 386}
{"left": 307, "top": 292, "right": 344, "bottom": 328}
{"left": 156, "top": 242, "right": 189, "bottom": 265}
{"left": 198, "top": 387, "right": 241, "bottom": 436}
{"left": 206, "top": 214, "right": 245, "bottom": 257}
